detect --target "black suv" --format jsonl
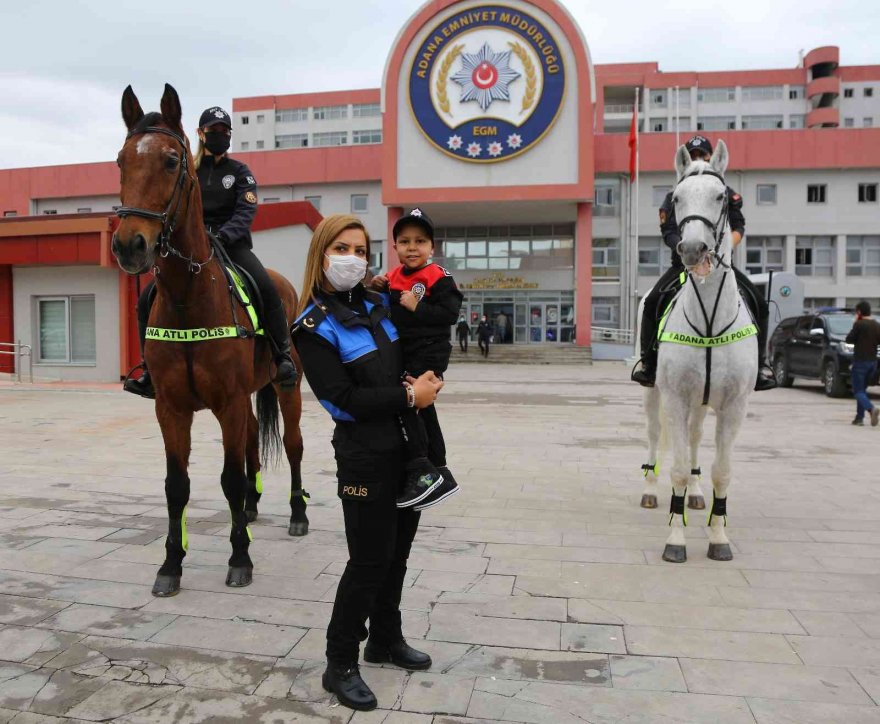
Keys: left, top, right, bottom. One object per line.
{"left": 769, "top": 310, "right": 880, "bottom": 397}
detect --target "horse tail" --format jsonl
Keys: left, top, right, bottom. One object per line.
{"left": 256, "top": 383, "right": 282, "bottom": 468}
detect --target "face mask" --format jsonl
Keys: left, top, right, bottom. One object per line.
{"left": 204, "top": 131, "right": 230, "bottom": 155}
{"left": 325, "top": 254, "right": 367, "bottom": 291}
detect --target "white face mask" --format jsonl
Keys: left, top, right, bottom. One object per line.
{"left": 324, "top": 253, "right": 367, "bottom": 291}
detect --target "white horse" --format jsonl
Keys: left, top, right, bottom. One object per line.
{"left": 642, "top": 140, "right": 756, "bottom": 563}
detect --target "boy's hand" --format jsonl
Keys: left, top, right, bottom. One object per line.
{"left": 399, "top": 290, "right": 419, "bottom": 311}
{"left": 369, "top": 274, "right": 389, "bottom": 291}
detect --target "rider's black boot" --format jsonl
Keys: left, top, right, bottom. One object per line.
{"left": 755, "top": 359, "right": 777, "bottom": 391}
{"left": 123, "top": 367, "right": 155, "bottom": 399}
{"left": 264, "top": 305, "right": 298, "bottom": 387}
{"left": 632, "top": 346, "right": 657, "bottom": 387}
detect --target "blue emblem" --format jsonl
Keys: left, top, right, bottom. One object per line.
{"left": 409, "top": 5, "right": 566, "bottom": 163}
{"left": 780, "top": 285, "right": 792, "bottom": 298}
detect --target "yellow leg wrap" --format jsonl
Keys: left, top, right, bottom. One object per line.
{"left": 255, "top": 471, "right": 263, "bottom": 495}
{"left": 181, "top": 506, "right": 188, "bottom": 552}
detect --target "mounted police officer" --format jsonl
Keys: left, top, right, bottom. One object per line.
{"left": 124, "top": 106, "right": 296, "bottom": 398}
{"left": 632, "top": 135, "right": 776, "bottom": 391}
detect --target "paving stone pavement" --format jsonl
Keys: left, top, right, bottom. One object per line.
{"left": 0, "top": 362, "right": 879, "bottom": 723}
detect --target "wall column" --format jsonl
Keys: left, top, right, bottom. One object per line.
{"left": 575, "top": 202, "right": 593, "bottom": 348}
{"left": 386, "top": 206, "right": 403, "bottom": 272}
{"left": 0, "top": 265, "right": 13, "bottom": 374}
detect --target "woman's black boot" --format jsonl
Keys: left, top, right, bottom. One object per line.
{"left": 321, "top": 661, "right": 377, "bottom": 711}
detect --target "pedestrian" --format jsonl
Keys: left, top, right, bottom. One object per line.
{"left": 456, "top": 315, "right": 470, "bottom": 352}
{"left": 495, "top": 311, "right": 509, "bottom": 344}
{"left": 293, "top": 214, "right": 443, "bottom": 711}
{"left": 846, "top": 300, "right": 880, "bottom": 426}
{"left": 477, "top": 314, "right": 491, "bottom": 357}
{"left": 371, "top": 208, "right": 463, "bottom": 509}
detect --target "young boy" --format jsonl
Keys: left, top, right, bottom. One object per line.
{"left": 375, "top": 208, "right": 462, "bottom": 510}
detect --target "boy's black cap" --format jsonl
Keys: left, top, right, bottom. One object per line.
{"left": 393, "top": 207, "right": 434, "bottom": 241}
{"left": 199, "top": 106, "right": 232, "bottom": 129}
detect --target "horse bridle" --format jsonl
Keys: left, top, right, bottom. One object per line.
{"left": 675, "top": 169, "right": 731, "bottom": 268}
{"left": 115, "top": 126, "right": 212, "bottom": 273}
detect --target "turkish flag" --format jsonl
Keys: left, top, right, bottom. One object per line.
{"left": 627, "top": 106, "right": 638, "bottom": 183}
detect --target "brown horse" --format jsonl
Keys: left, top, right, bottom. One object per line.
{"left": 111, "top": 84, "right": 308, "bottom": 597}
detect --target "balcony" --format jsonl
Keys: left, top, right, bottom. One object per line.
{"left": 807, "top": 106, "right": 840, "bottom": 128}
{"left": 604, "top": 104, "right": 642, "bottom": 115}
{"left": 804, "top": 46, "right": 840, "bottom": 75}
{"left": 807, "top": 75, "right": 840, "bottom": 104}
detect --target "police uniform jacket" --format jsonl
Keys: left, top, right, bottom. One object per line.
{"left": 387, "top": 262, "right": 463, "bottom": 375}
{"left": 660, "top": 188, "right": 744, "bottom": 268}
{"left": 294, "top": 285, "right": 408, "bottom": 482}
{"left": 197, "top": 155, "right": 258, "bottom": 249}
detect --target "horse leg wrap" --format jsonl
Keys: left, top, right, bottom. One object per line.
{"left": 708, "top": 495, "right": 727, "bottom": 527}
{"left": 642, "top": 463, "right": 659, "bottom": 477}
{"left": 254, "top": 471, "right": 263, "bottom": 495}
{"left": 289, "top": 488, "right": 310, "bottom": 505}
{"left": 159, "top": 511, "right": 187, "bottom": 576}
{"left": 668, "top": 492, "right": 688, "bottom": 526}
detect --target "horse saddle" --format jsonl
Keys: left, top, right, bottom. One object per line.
{"left": 208, "top": 234, "right": 265, "bottom": 336}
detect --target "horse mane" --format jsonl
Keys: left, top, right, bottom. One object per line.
{"left": 131, "top": 112, "right": 164, "bottom": 135}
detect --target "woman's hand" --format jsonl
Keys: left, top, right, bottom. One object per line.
{"left": 369, "top": 274, "right": 389, "bottom": 291}
{"left": 399, "top": 290, "right": 419, "bottom": 311}
{"left": 407, "top": 371, "right": 443, "bottom": 409}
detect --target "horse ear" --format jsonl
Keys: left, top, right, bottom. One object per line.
{"left": 674, "top": 144, "right": 691, "bottom": 181}
{"left": 711, "top": 139, "right": 729, "bottom": 177}
{"left": 160, "top": 83, "right": 183, "bottom": 133}
{"left": 121, "top": 85, "right": 144, "bottom": 131}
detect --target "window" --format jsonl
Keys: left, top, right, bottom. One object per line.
{"left": 745, "top": 236, "right": 784, "bottom": 275}
{"left": 672, "top": 116, "right": 691, "bottom": 131}
{"left": 43, "top": 210, "right": 57, "bottom": 215}
{"left": 672, "top": 89, "right": 691, "bottom": 108}
{"left": 651, "top": 91, "right": 667, "bottom": 108}
{"left": 304, "top": 196, "right": 321, "bottom": 212}
{"left": 256, "top": 140, "right": 264, "bottom": 149}
{"left": 256, "top": 114, "right": 265, "bottom": 123}
{"left": 697, "top": 87, "right": 736, "bottom": 103}
{"left": 353, "top": 103, "right": 381, "bottom": 118}
{"left": 592, "top": 298, "right": 620, "bottom": 328}
{"left": 262, "top": 197, "right": 281, "bottom": 203}
{"left": 370, "top": 242, "right": 384, "bottom": 272}
{"left": 76, "top": 207, "right": 92, "bottom": 213}
{"left": 652, "top": 185, "right": 672, "bottom": 207}
{"left": 742, "top": 115, "right": 783, "bottom": 130}
{"left": 844, "top": 88, "right": 853, "bottom": 98}
{"left": 650, "top": 118, "right": 666, "bottom": 132}
{"left": 859, "top": 184, "right": 878, "bottom": 203}
{"left": 807, "top": 184, "right": 826, "bottom": 204}
{"left": 756, "top": 184, "right": 777, "bottom": 205}
{"left": 352, "top": 129, "right": 382, "bottom": 145}
{"left": 3, "top": 211, "right": 17, "bottom": 217}
{"left": 697, "top": 116, "right": 736, "bottom": 131}
{"left": 313, "top": 105, "right": 348, "bottom": 120}
{"left": 241, "top": 116, "right": 249, "bottom": 125}
{"left": 844, "top": 118, "right": 855, "bottom": 128}
{"left": 789, "top": 86, "right": 804, "bottom": 100}
{"left": 865, "top": 118, "right": 874, "bottom": 128}
{"left": 434, "top": 224, "right": 574, "bottom": 271}
{"left": 789, "top": 115, "right": 805, "bottom": 129}
{"left": 275, "top": 108, "right": 309, "bottom": 122}
{"left": 865, "top": 88, "right": 874, "bottom": 98}
{"left": 592, "top": 238, "right": 620, "bottom": 280}
{"left": 275, "top": 133, "right": 308, "bottom": 149}
{"left": 594, "top": 185, "right": 617, "bottom": 216}
{"left": 240, "top": 141, "right": 249, "bottom": 150}
{"left": 351, "top": 194, "right": 368, "bottom": 213}
{"left": 638, "top": 236, "right": 671, "bottom": 276}
{"left": 37, "top": 296, "right": 96, "bottom": 364}
{"left": 313, "top": 131, "right": 347, "bottom": 147}
{"left": 742, "top": 85, "right": 783, "bottom": 101}
{"left": 846, "top": 236, "right": 880, "bottom": 276}
{"left": 795, "top": 236, "right": 834, "bottom": 277}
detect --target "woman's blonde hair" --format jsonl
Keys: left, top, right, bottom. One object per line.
{"left": 297, "top": 214, "right": 370, "bottom": 317}
{"left": 193, "top": 134, "right": 205, "bottom": 170}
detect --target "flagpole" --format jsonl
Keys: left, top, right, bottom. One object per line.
{"left": 632, "top": 87, "right": 640, "bottom": 335}
{"left": 675, "top": 85, "right": 680, "bottom": 149}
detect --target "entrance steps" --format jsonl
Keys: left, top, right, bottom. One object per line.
{"left": 451, "top": 343, "right": 592, "bottom": 365}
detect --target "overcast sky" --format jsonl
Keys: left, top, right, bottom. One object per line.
{"left": 1, "top": 0, "right": 877, "bottom": 170}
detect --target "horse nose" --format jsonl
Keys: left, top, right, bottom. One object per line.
{"left": 111, "top": 234, "right": 120, "bottom": 258}
{"left": 132, "top": 233, "right": 147, "bottom": 255}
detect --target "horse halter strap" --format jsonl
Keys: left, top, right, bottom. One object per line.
{"left": 115, "top": 126, "right": 208, "bottom": 272}
{"left": 675, "top": 169, "right": 730, "bottom": 261}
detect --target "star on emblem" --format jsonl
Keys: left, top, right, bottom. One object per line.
{"left": 507, "top": 133, "right": 523, "bottom": 149}
{"left": 466, "top": 142, "right": 482, "bottom": 158}
{"left": 451, "top": 43, "right": 521, "bottom": 112}
{"left": 447, "top": 135, "right": 463, "bottom": 150}
{"left": 411, "top": 208, "right": 423, "bottom": 217}
{"left": 487, "top": 142, "right": 503, "bottom": 157}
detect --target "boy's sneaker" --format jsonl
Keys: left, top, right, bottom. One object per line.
{"left": 414, "top": 466, "right": 460, "bottom": 511}
{"left": 397, "top": 459, "right": 443, "bottom": 508}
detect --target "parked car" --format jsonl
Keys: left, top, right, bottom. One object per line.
{"left": 769, "top": 310, "right": 880, "bottom": 398}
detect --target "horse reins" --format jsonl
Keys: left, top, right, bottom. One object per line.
{"left": 675, "top": 168, "right": 731, "bottom": 270}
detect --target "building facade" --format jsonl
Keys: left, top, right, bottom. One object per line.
{"left": 1, "top": 0, "right": 879, "bottom": 380}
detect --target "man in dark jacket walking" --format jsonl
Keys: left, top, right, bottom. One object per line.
{"left": 456, "top": 315, "right": 470, "bottom": 352}
{"left": 846, "top": 300, "right": 880, "bottom": 426}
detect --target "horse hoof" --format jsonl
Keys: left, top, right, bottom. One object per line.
{"left": 707, "top": 543, "right": 733, "bottom": 561}
{"left": 226, "top": 566, "right": 253, "bottom": 587}
{"left": 687, "top": 496, "right": 706, "bottom": 510}
{"left": 662, "top": 544, "right": 687, "bottom": 563}
{"left": 288, "top": 520, "right": 309, "bottom": 537}
{"left": 640, "top": 494, "right": 658, "bottom": 509}
{"left": 152, "top": 574, "right": 181, "bottom": 597}
{"left": 245, "top": 510, "right": 258, "bottom": 523}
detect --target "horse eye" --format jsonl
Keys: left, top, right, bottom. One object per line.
{"left": 716, "top": 193, "right": 724, "bottom": 201}
{"left": 672, "top": 196, "right": 678, "bottom": 204}
{"left": 165, "top": 156, "right": 179, "bottom": 170}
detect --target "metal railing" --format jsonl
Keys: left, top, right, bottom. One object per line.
{"left": 592, "top": 327, "right": 635, "bottom": 344}
{"left": 0, "top": 340, "right": 33, "bottom": 383}
{"left": 604, "top": 103, "right": 642, "bottom": 114}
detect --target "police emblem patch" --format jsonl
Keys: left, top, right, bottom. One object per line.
{"left": 411, "top": 282, "right": 427, "bottom": 300}
{"left": 244, "top": 191, "right": 257, "bottom": 204}
{"left": 246, "top": 176, "right": 255, "bottom": 185}
{"left": 409, "top": 5, "right": 566, "bottom": 163}
{"left": 222, "top": 174, "right": 235, "bottom": 189}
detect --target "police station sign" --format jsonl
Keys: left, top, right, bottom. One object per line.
{"left": 409, "top": 5, "right": 566, "bottom": 163}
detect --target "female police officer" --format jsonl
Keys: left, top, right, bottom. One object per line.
{"left": 124, "top": 105, "right": 296, "bottom": 397}
{"left": 293, "top": 214, "right": 443, "bottom": 711}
